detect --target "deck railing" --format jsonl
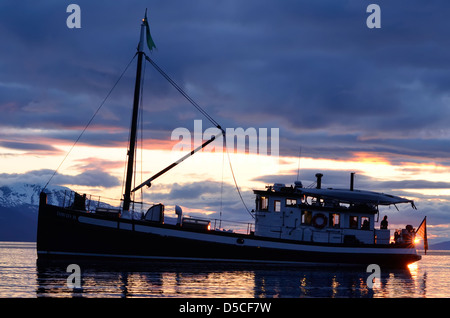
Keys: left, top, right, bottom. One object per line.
{"left": 59, "top": 190, "right": 255, "bottom": 235}
{"left": 61, "top": 190, "right": 118, "bottom": 212}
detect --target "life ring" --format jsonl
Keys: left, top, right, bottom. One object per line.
{"left": 312, "top": 213, "right": 327, "bottom": 229}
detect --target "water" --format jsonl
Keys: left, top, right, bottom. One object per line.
{"left": 1, "top": 241, "right": 449, "bottom": 298}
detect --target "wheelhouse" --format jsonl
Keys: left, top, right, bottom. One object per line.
{"left": 253, "top": 175, "right": 417, "bottom": 246}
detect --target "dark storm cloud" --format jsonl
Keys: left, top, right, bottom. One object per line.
{"left": 253, "top": 169, "right": 363, "bottom": 190}
{"left": 2, "top": 0, "right": 449, "bottom": 240}
{"left": 1, "top": 0, "right": 450, "bottom": 163}
{"left": 0, "top": 141, "right": 61, "bottom": 153}
{"left": 147, "top": 180, "right": 252, "bottom": 221}
{"left": 0, "top": 169, "right": 120, "bottom": 188}
{"left": 255, "top": 168, "right": 450, "bottom": 192}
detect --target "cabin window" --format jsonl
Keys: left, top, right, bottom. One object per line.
{"left": 286, "top": 198, "right": 297, "bottom": 206}
{"left": 310, "top": 197, "right": 324, "bottom": 207}
{"left": 330, "top": 213, "right": 340, "bottom": 228}
{"left": 260, "top": 196, "right": 268, "bottom": 211}
{"left": 302, "top": 210, "right": 312, "bottom": 225}
{"left": 274, "top": 200, "right": 281, "bottom": 212}
{"left": 361, "top": 217, "right": 370, "bottom": 230}
{"left": 349, "top": 216, "right": 358, "bottom": 229}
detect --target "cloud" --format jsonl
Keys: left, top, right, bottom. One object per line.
{"left": 1, "top": 0, "right": 450, "bottom": 164}
{"left": 0, "top": 169, "right": 120, "bottom": 188}
{"left": 1, "top": 0, "right": 450, "bottom": 238}
{"left": 0, "top": 141, "right": 62, "bottom": 154}
{"left": 147, "top": 181, "right": 253, "bottom": 222}
{"left": 377, "top": 180, "right": 450, "bottom": 190}
{"left": 70, "top": 157, "right": 124, "bottom": 172}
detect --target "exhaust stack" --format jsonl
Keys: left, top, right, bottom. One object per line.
{"left": 315, "top": 173, "right": 323, "bottom": 189}
{"left": 350, "top": 172, "right": 355, "bottom": 191}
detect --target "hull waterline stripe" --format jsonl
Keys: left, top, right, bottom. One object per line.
{"left": 36, "top": 250, "right": 368, "bottom": 267}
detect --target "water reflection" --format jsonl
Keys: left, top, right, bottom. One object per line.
{"left": 35, "top": 260, "right": 419, "bottom": 298}
{"left": 2, "top": 243, "right": 443, "bottom": 298}
{"left": 36, "top": 261, "right": 258, "bottom": 297}
{"left": 406, "top": 262, "right": 427, "bottom": 297}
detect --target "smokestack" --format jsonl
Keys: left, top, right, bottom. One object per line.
{"left": 315, "top": 173, "right": 323, "bottom": 189}
{"left": 350, "top": 172, "right": 355, "bottom": 191}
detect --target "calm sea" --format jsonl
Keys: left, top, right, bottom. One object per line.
{"left": 1, "top": 241, "right": 449, "bottom": 298}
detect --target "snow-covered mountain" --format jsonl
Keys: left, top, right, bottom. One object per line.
{"left": 0, "top": 183, "right": 79, "bottom": 242}
{"left": 0, "top": 183, "right": 70, "bottom": 208}
{"left": 0, "top": 182, "right": 120, "bottom": 241}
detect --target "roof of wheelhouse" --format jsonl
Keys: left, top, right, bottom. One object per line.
{"left": 253, "top": 182, "right": 416, "bottom": 208}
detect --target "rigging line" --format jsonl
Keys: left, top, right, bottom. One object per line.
{"left": 138, "top": 58, "right": 147, "bottom": 211}
{"left": 144, "top": 54, "right": 223, "bottom": 131}
{"left": 219, "top": 144, "right": 225, "bottom": 228}
{"left": 43, "top": 53, "right": 138, "bottom": 192}
{"left": 132, "top": 62, "right": 146, "bottom": 211}
{"left": 225, "top": 144, "right": 254, "bottom": 219}
{"left": 296, "top": 146, "right": 302, "bottom": 181}
{"left": 144, "top": 54, "right": 252, "bottom": 219}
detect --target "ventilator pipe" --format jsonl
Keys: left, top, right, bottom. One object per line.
{"left": 175, "top": 205, "right": 183, "bottom": 226}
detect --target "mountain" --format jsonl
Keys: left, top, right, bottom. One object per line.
{"left": 0, "top": 183, "right": 71, "bottom": 242}
{"left": 430, "top": 241, "right": 450, "bottom": 250}
{"left": 0, "top": 183, "right": 70, "bottom": 208}
{"left": 0, "top": 182, "right": 121, "bottom": 242}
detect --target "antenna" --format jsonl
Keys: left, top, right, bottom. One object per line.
{"left": 296, "top": 146, "right": 302, "bottom": 181}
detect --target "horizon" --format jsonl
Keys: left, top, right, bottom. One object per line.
{"left": 1, "top": 1, "right": 449, "bottom": 244}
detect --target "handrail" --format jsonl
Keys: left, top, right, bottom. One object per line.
{"left": 59, "top": 190, "right": 255, "bottom": 234}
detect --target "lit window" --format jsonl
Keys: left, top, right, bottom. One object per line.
{"left": 274, "top": 200, "right": 281, "bottom": 212}
{"left": 286, "top": 198, "right": 297, "bottom": 206}
{"left": 330, "top": 213, "right": 340, "bottom": 228}
{"left": 302, "top": 211, "right": 312, "bottom": 225}
{"left": 301, "top": 195, "right": 306, "bottom": 204}
{"left": 260, "top": 196, "right": 268, "bottom": 210}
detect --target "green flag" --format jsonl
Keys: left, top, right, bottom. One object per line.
{"left": 143, "top": 11, "right": 156, "bottom": 52}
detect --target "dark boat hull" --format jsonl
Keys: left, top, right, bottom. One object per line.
{"left": 37, "top": 200, "right": 421, "bottom": 269}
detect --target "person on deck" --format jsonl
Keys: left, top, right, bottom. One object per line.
{"left": 380, "top": 215, "right": 388, "bottom": 229}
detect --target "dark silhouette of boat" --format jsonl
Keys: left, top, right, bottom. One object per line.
{"left": 37, "top": 13, "right": 425, "bottom": 269}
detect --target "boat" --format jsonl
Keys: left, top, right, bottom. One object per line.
{"left": 37, "top": 13, "right": 425, "bottom": 269}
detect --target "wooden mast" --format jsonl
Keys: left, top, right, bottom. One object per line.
{"left": 123, "top": 18, "right": 146, "bottom": 212}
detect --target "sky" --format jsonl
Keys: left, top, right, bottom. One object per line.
{"left": 1, "top": 0, "right": 450, "bottom": 243}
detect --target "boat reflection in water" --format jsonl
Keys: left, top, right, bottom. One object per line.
{"left": 36, "top": 261, "right": 420, "bottom": 298}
